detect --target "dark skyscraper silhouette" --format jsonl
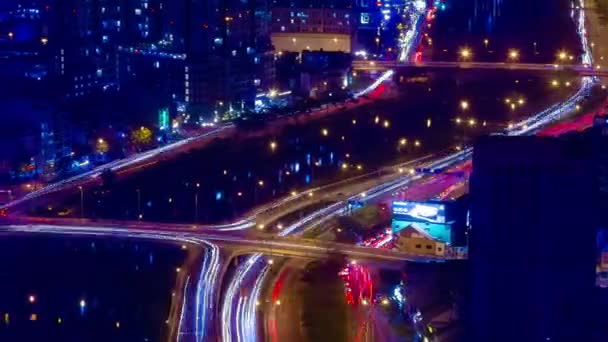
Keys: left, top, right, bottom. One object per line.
{"left": 469, "top": 134, "right": 600, "bottom": 341}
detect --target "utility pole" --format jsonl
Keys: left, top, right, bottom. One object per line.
{"left": 136, "top": 189, "right": 141, "bottom": 219}
{"left": 195, "top": 183, "right": 200, "bottom": 222}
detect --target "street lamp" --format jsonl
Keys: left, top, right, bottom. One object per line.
{"left": 460, "top": 100, "right": 469, "bottom": 111}
{"left": 269, "top": 141, "right": 277, "bottom": 151}
{"left": 194, "top": 183, "right": 200, "bottom": 223}
{"left": 508, "top": 49, "right": 519, "bottom": 61}
{"left": 136, "top": 189, "right": 141, "bottom": 219}
{"left": 557, "top": 50, "right": 568, "bottom": 61}
{"left": 459, "top": 47, "right": 472, "bottom": 60}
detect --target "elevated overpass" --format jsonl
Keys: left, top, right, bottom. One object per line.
{"left": 352, "top": 60, "right": 608, "bottom": 77}
{"left": 0, "top": 222, "right": 452, "bottom": 263}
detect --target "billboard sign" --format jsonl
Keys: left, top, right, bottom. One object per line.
{"left": 392, "top": 219, "right": 452, "bottom": 243}
{"left": 392, "top": 201, "right": 446, "bottom": 223}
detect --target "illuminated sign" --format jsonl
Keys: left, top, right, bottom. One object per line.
{"left": 158, "top": 107, "right": 169, "bottom": 130}
{"left": 360, "top": 13, "right": 370, "bottom": 24}
{"left": 392, "top": 219, "right": 452, "bottom": 243}
{"left": 392, "top": 201, "right": 446, "bottom": 223}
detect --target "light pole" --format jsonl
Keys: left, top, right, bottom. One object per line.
{"left": 194, "top": 183, "right": 200, "bottom": 223}
{"left": 78, "top": 186, "right": 84, "bottom": 218}
{"left": 508, "top": 49, "right": 519, "bottom": 62}
{"left": 136, "top": 189, "right": 141, "bottom": 219}
{"left": 459, "top": 47, "right": 472, "bottom": 61}
{"left": 254, "top": 180, "right": 264, "bottom": 204}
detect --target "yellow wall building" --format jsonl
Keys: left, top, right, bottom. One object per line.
{"left": 272, "top": 33, "right": 351, "bottom": 53}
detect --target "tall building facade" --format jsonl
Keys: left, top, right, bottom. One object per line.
{"left": 271, "top": 0, "right": 354, "bottom": 52}
{"left": 39, "top": 0, "right": 272, "bottom": 117}
{"left": 186, "top": 0, "right": 274, "bottom": 115}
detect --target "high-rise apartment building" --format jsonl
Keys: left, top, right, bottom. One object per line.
{"left": 36, "top": 0, "right": 272, "bottom": 117}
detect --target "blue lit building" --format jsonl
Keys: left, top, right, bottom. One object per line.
{"left": 114, "top": 0, "right": 275, "bottom": 120}
{"left": 0, "top": 0, "right": 272, "bottom": 124}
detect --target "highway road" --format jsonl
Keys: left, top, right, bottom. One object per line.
{"left": 0, "top": 70, "right": 393, "bottom": 218}
{"left": 218, "top": 5, "right": 436, "bottom": 340}
{"left": 220, "top": 1, "right": 601, "bottom": 339}
{"left": 266, "top": 262, "right": 307, "bottom": 342}
{"left": 0, "top": 223, "right": 446, "bottom": 262}
{"left": 0, "top": 3, "right": 600, "bottom": 342}
{"left": 0, "top": 67, "right": 597, "bottom": 342}
{"left": 352, "top": 60, "right": 608, "bottom": 76}
{"left": 0, "top": 225, "right": 224, "bottom": 342}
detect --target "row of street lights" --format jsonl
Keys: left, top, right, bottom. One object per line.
{"left": 458, "top": 43, "right": 580, "bottom": 63}
{"left": 459, "top": 47, "right": 521, "bottom": 62}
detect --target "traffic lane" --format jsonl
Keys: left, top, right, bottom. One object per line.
{"left": 3, "top": 94, "right": 381, "bottom": 214}
{"left": 2, "top": 126, "right": 231, "bottom": 213}
{"left": 267, "top": 260, "right": 307, "bottom": 342}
